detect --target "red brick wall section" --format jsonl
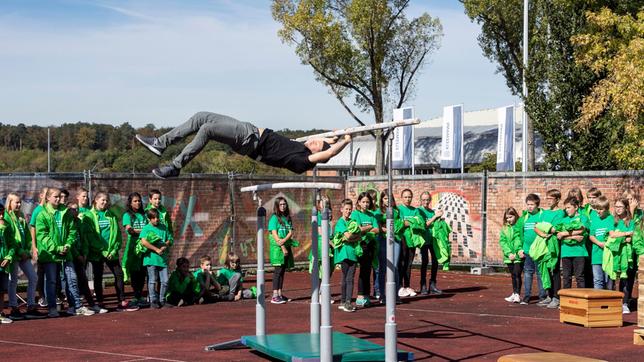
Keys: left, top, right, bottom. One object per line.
{"left": 0, "top": 171, "right": 641, "bottom": 274}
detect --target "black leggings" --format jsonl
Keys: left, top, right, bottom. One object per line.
{"left": 399, "top": 241, "right": 415, "bottom": 288}
{"left": 357, "top": 244, "right": 373, "bottom": 296}
{"left": 130, "top": 268, "right": 147, "bottom": 300}
{"left": 91, "top": 258, "right": 125, "bottom": 303}
{"left": 272, "top": 265, "right": 286, "bottom": 291}
{"left": 420, "top": 243, "right": 438, "bottom": 288}
{"left": 547, "top": 261, "right": 561, "bottom": 299}
{"left": 74, "top": 259, "right": 95, "bottom": 306}
{"left": 340, "top": 260, "right": 356, "bottom": 304}
{"left": 507, "top": 262, "right": 523, "bottom": 294}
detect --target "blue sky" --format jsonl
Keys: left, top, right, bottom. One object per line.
{"left": 0, "top": 0, "right": 517, "bottom": 130}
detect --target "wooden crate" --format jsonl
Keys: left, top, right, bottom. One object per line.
{"left": 634, "top": 329, "right": 644, "bottom": 346}
{"left": 639, "top": 255, "right": 644, "bottom": 270}
{"left": 498, "top": 352, "right": 606, "bottom": 361}
{"left": 558, "top": 288, "right": 623, "bottom": 328}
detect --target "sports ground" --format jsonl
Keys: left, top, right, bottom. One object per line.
{"left": 1, "top": 270, "right": 640, "bottom": 361}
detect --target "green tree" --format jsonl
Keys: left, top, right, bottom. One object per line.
{"left": 571, "top": 8, "right": 644, "bottom": 169}
{"left": 461, "top": 0, "right": 639, "bottom": 170}
{"left": 272, "top": 0, "right": 442, "bottom": 174}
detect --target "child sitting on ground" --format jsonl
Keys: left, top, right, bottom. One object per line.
{"left": 166, "top": 257, "right": 198, "bottom": 307}
{"left": 194, "top": 255, "right": 220, "bottom": 304}
{"left": 217, "top": 252, "right": 255, "bottom": 301}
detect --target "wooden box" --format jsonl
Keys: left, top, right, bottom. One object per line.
{"left": 634, "top": 329, "right": 644, "bottom": 346}
{"left": 558, "top": 288, "right": 623, "bottom": 328}
{"left": 639, "top": 255, "right": 644, "bottom": 269}
{"left": 498, "top": 352, "right": 606, "bottom": 361}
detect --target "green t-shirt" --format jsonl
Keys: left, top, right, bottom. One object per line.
{"left": 97, "top": 210, "right": 111, "bottom": 244}
{"left": 590, "top": 212, "right": 614, "bottom": 264}
{"left": 542, "top": 209, "right": 564, "bottom": 225}
{"left": 216, "top": 267, "right": 240, "bottom": 286}
{"left": 30, "top": 204, "right": 43, "bottom": 228}
{"left": 268, "top": 214, "right": 294, "bottom": 267}
{"left": 167, "top": 270, "right": 197, "bottom": 296}
{"left": 122, "top": 212, "right": 147, "bottom": 234}
{"left": 140, "top": 223, "right": 171, "bottom": 267}
{"left": 333, "top": 217, "right": 357, "bottom": 263}
{"left": 614, "top": 218, "right": 635, "bottom": 234}
{"left": 520, "top": 209, "right": 544, "bottom": 255}
{"left": 559, "top": 212, "right": 590, "bottom": 258}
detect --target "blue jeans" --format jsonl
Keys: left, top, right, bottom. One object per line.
{"left": 592, "top": 264, "right": 607, "bottom": 289}
{"left": 42, "top": 263, "right": 59, "bottom": 312}
{"left": 9, "top": 258, "right": 37, "bottom": 308}
{"left": 523, "top": 255, "right": 545, "bottom": 299}
{"left": 147, "top": 265, "right": 169, "bottom": 304}
{"left": 61, "top": 261, "right": 82, "bottom": 310}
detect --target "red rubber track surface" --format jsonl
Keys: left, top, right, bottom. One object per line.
{"left": 1, "top": 271, "right": 640, "bottom": 361}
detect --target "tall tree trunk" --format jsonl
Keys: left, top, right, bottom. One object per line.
{"left": 373, "top": 101, "right": 385, "bottom": 175}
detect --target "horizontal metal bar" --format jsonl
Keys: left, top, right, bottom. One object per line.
{"left": 240, "top": 182, "right": 343, "bottom": 192}
{"left": 294, "top": 119, "right": 421, "bottom": 142}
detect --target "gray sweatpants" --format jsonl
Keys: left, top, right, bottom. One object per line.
{"left": 158, "top": 112, "right": 260, "bottom": 169}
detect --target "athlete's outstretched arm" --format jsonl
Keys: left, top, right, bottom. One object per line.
{"left": 308, "top": 135, "right": 351, "bottom": 164}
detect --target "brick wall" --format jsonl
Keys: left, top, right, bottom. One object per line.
{"left": 1, "top": 171, "right": 641, "bottom": 273}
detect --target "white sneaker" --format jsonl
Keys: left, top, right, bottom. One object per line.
{"left": 91, "top": 305, "right": 108, "bottom": 314}
{"left": 622, "top": 303, "right": 631, "bottom": 314}
{"left": 398, "top": 288, "right": 409, "bottom": 297}
{"left": 512, "top": 293, "right": 521, "bottom": 303}
{"left": 406, "top": 288, "right": 417, "bottom": 297}
{"left": 504, "top": 293, "right": 515, "bottom": 302}
{"left": 76, "top": 306, "right": 96, "bottom": 316}
{"left": 0, "top": 314, "right": 13, "bottom": 324}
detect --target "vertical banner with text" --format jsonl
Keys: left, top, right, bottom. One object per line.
{"left": 392, "top": 107, "right": 414, "bottom": 170}
{"left": 440, "top": 104, "right": 463, "bottom": 170}
{"left": 496, "top": 105, "right": 515, "bottom": 171}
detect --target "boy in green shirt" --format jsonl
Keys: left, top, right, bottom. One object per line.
{"left": 194, "top": 255, "right": 220, "bottom": 304}
{"left": 558, "top": 197, "right": 589, "bottom": 289}
{"left": 140, "top": 208, "right": 173, "bottom": 308}
{"left": 589, "top": 196, "right": 613, "bottom": 289}
{"left": 166, "top": 257, "right": 198, "bottom": 306}
{"left": 517, "top": 194, "right": 546, "bottom": 304}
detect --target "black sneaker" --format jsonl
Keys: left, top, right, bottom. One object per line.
{"left": 150, "top": 302, "right": 161, "bottom": 309}
{"left": 8, "top": 308, "right": 25, "bottom": 321}
{"left": 420, "top": 285, "right": 429, "bottom": 296}
{"left": 152, "top": 165, "right": 180, "bottom": 179}
{"left": 135, "top": 134, "right": 164, "bottom": 156}
{"left": 520, "top": 296, "right": 530, "bottom": 305}
{"left": 429, "top": 282, "right": 442, "bottom": 295}
{"left": 24, "top": 308, "right": 48, "bottom": 319}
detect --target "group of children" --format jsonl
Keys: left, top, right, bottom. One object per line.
{"left": 0, "top": 187, "right": 252, "bottom": 324}
{"left": 499, "top": 187, "right": 643, "bottom": 312}
{"left": 268, "top": 189, "right": 450, "bottom": 313}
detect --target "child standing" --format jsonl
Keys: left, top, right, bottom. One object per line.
{"left": 517, "top": 194, "right": 547, "bottom": 305}
{"left": 397, "top": 189, "right": 420, "bottom": 297}
{"left": 217, "top": 252, "right": 255, "bottom": 301}
{"left": 418, "top": 191, "right": 444, "bottom": 295}
{"left": 351, "top": 192, "right": 379, "bottom": 308}
{"left": 589, "top": 196, "right": 613, "bottom": 289}
{"left": 30, "top": 187, "right": 48, "bottom": 308}
{"left": 0, "top": 204, "right": 15, "bottom": 324}
{"left": 194, "top": 255, "right": 220, "bottom": 304}
{"left": 557, "top": 196, "right": 589, "bottom": 289}
{"left": 166, "top": 257, "right": 198, "bottom": 306}
{"left": 121, "top": 192, "right": 149, "bottom": 307}
{"left": 606, "top": 198, "right": 635, "bottom": 313}
{"left": 81, "top": 192, "right": 136, "bottom": 312}
{"left": 145, "top": 189, "right": 173, "bottom": 237}
{"left": 499, "top": 207, "right": 523, "bottom": 303}
{"left": 36, "top": 188, "right": 94, "bottom": 317}
{"left": 333, "top": 199, "right": 360, "bottom": 312}
{"left": 373, "top": 191, "right": 403, "bottom": 303}
{"left": 6, "top": 193, "right": 44, "bottom": 319}
{"left": 268, "top": 197, "right": 296, "bottom": 304}
{"left": 140, "top": 208, "right": 173, "bottom": 309}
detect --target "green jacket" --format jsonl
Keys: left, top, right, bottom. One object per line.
{"left": 499, "top": 224, "right": 522, "bottom": 264}
{"left": 166, "top": 270, "right": 198, "bottom": 298}
{"left": 633, "top": 219, "right": 644, "bottom": 256}
{"left": 35, "top": 204, "right": 77, "bottom": 263}
{"left": 333, "top": 218, "right": 360, "bottom": 263}
{"left": 602, "top": 219, "right": 635, "bottom": 280}
{"left": 5, "top": 211, "right": 29, "bottom": 259}
{"left": 0, "top": 223, "right": 15, "bottom": 272}
{"left": 81, "top": 208, "right": 122, "bottom": 262}
{"left": 431, "top": 219, "right": 452, "bottom": 270}
{"left": 140, "top": 223, "right": 173, "bottom": 268}
{"left": 121, "top": 212, "right": 147, "bottom": 282}
{"left": 529, "top": 222, "right": 560, "bottom": 290}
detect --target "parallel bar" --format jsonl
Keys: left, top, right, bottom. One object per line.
{"left": 256, "top": 206, "right": 266, "bottom": 336}
{"left": 320, "top": 207, "right": 332, "bottom": 361}
{"left": 310, "top": 205, "right": 320, "bottom": 334}
{"left": 294, "top": 119, "right": 421, "bottom": 142}
{"left": 241, "top": 182, "right": 342, "bottom": 192}
{"left": 385, "top": 132, "right": 397, "bottom": 361}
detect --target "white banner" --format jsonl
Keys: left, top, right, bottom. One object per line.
{"left": 392, "top": 107, "right": 413, "bottom": 169}
{"left": 496, "top": 105, "right": 515, "bottom": 171}
{"left": 440, "top": 105, "right": 463, "bottom": 169}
